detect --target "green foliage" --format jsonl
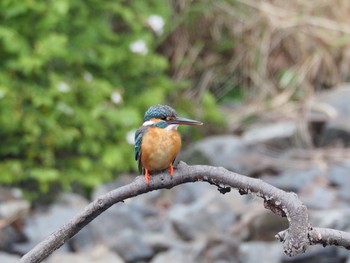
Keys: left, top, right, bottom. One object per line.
{"left": 0, "top": 0, "right": 178, "bottom": 196}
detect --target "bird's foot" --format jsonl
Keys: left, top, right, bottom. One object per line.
{"left": 169, "top": 165, "right": 174, "bottom": 176}
{"left": 145, "top": 169, "right": 150, "bottom": 185}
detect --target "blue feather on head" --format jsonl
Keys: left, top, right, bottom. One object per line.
{"left": 144, "top": 105, "right": 178, "bottom": 121}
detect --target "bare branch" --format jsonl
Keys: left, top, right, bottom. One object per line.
{"left": 19, "top": 162, "right": 350, "bottom": 263}
{"left": 277, "top": 227, "right": 350, "bottom": 249}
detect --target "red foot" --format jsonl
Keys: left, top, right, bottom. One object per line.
{"left": 169, "top": 165, "right": 174, "bottom": 176}
{"left": 145, "top": 169, "right": 150, "bottom": 185}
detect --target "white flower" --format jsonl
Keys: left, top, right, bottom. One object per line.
{"left": 126, "top": 129, "right": 136, "bottom": 145}
{"left": 147, "top": 14, "right": 165, "bottom": 35}
{"left": 83, "top": 72, "right": 93, "bottom": 83}
{"left": 129, "top": 40, "right": 148, "bottom": 55}
{"left": 56, "top": 102, "right": 74, "bottom": 115}
{"left": 111, "top": 91, "right": 123, "bottom": 105}
{"left": 0, "top": 90, "right": 6, "bottom": 99}
{"left": 57, "top": 82, "right": 70, "bottom": 93}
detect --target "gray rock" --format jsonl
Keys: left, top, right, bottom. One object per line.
{"left": 111, "top": 229, "right": 153, "bottom": 263}
{"left": 182, "top": 135, "right": 254, "bottom": 175}
{"left": 300, "top": 185, "right": 337, "bottom": 210}
{"left": 168, "top": 190, "right": 236, "bottom": 241}
{"left": 310, "top": 85, "right": 350, "bottom": 146}
{"left": 0, "top": 188, "right": 30, "bottom": 219}
{"left": 194, "top": 234, "right": 239, "bottom": 263}
{"left": 143, "top": 232, "right": 184, "bottom": 254}
{"left": 14, "top": 193, "right": 92, "bottom": 254}
{"left": 239, "top": 241, "right": 282, "bottom": 263}
{"left": 0, "top": 226, "right": 21, "bottom": 253}
{"left": 327, "top": 162, "right": 350, "bottom": 203}
{"left": 89, "top": 200, "right": 149, "bottom": 245}
{"left": 90, "top": 181, "right": 159, "bottom": 248}
{"left": 338, "top": 187, "right": 350, "bottom": 204}
{"left": 150, "top": 234, "right": 239, "bottom": 263}
{"left": 328, "top": 162, "right": 350, "bottom": 187}
{"left": 0, "top": 252, "right": 20, "bottom": 263}
{"left": 151, "top": 248, "right": 196, "bottom": 263}
{"left": 47, "top": 245, "right": 124, "bottom": 263}
{"left": 92, "top": 177, "right": 159, "bottom": 220}
{"left": 243, "top": 121, "right": 297, "bottom": 148}
{"left": 93, "top": 175, "right": 135, "bottom": 194}
{"left": 262, "top": 167, "right": 321, "bottom": 192}
{"left": 0, "top": 187, "right": 30, "bottom": 252}
{"left": 171, "top": 182, "right": 215, "bottom": 205}
{"left": 91, "top": 178, "right": 240, "bottom": 262}
{"left": 232, "top": 208, "right": 289, "bottom": 242}
{"left": 310, "top": 208, "right": 350, "bottom": 231}
{"left": 282, "top": 245, "right": 349, "bottom": 263}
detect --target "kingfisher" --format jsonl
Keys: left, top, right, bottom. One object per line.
{"left": 135, "top": 105, "right": 203, "bottom": 184}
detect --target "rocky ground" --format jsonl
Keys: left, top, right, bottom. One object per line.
{"left": 2, "top": 86, "right": 350, "bottom": 262}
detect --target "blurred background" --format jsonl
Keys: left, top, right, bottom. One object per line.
{"left": 1, "top": 0, "right": 350, "bottom": 262}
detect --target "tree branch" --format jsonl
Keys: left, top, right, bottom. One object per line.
{"left": 19, "top": 162, "right": 350, "bottom": 263}
{"left": 277, "top": 227, "right": 350, "bottom": 249}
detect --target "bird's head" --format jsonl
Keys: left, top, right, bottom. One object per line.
{"left": 143, "top": 105, "right": 203, "bottom": 130}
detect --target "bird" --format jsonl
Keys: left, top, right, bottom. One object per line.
{"left": 135, "top": 105, "right": 203, "bottom": 184}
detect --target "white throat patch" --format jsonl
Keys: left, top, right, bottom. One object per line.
{"left": 142, "top": 120, "right": 178, "bottom": 130}
{"left": 143, "top": 120, "right": 155, "bottom": 126}
{"left": 165, "top": 124, "right": 179, "bottom": 130}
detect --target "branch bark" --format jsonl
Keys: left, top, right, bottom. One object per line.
{"left": 277, "top": 227, "right": 350, "bottom": 249}
{"left": 19, "top": 162, "right": 350, "bottom": 263}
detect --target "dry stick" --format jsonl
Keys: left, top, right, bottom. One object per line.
{"left": 20, "top": 162, "right": 350, "bottom": 263}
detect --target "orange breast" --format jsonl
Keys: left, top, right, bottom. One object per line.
{"left": 141, "top": 127, "right": 181, "bottom": 172}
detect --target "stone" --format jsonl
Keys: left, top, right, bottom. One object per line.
{"left": 232, "top": 208, "right": 289, "bottom": 242}
{"left": 242, "top": 121, "right": 297, "bottom": 148}
{"left": 282, "top": 245, "right": 349, "bottom": 263}
{"left": 0, "top": 252, "right": 21, "bottom": 263}
{"left": 310, "top": 208, "right": 350, "bottom": 231}
{"left": 171, "top": 182, "right": 215, "bottom": 205}
{"left": 194, "top": 234, "right": 239, "bottom": 263}
{"left": 14, "top": 193, "right": 92, "bottom": 254}
{"left": 92, "top": 177, "right": 160, "bottom": 221}
{"left": 92, "top": 175, "right": 135, "bottom": 197}
{"left": 168, "top": 190, "right": 236, "bottom": 241}
{"left": 143, "top": 232, "right": 184, "bottom": 254}
{"left": 310, "top": 85, "right": 350, "bottom": 146}
{"left": 0, "top": 226, "right": 19, "bottom": 253}
{"left": 150, "top": 234, "right": 239, "bottom": 263}
{"left": 89, "top": 200, "right": 149, "bottom": 245}
{"left": 0, "top": 188, "right": 30, "bottom": 220}
{"left": 151, "top": 248, "right": 196, "bottom": 263}
{"left": 327, "top": 162, "right": 350, "bottom": 203}
{"left": 47, "top": 245, "right": 124, "bottom": 263}
{"left": 0, "top": 187, "right": 30, "bottom": 252}
{"left": 300, "top": 185, "right": 337, "bottom": 210}
{"left": 328, "top": 162, "right": 350, "bottom": 186}
{"left": 239, "top": 241, "right": 282, "bottom": 263}
{"left": 90, "top": 181, "right": 158, "bottom": 249}
{"left": 262, "top": 167, "right": 321, "bottom": 192}
{"left": 338, "top": 187, "right": 350, "bottom": 204}
{"left": 111, "top": 229, "right": 153, "bottom": 263}
{"left": 181, "top": 135, "right": 253, "bottom": 174}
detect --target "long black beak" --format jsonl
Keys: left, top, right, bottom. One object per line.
{"left": 167, "top": 116, "right": 203, "bottom": 126}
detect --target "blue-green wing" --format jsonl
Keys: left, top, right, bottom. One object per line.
{"left": 135, "top": 126, "right": 147, "bottom": 174}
